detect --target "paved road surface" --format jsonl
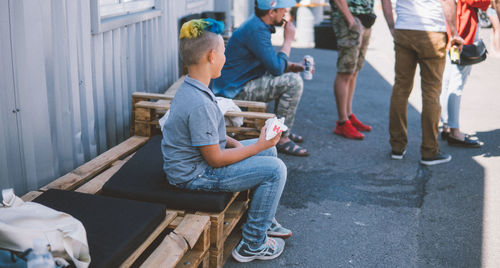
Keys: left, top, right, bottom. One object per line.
{"left": 226, "top": 7, "right": 500, "bottom": 267}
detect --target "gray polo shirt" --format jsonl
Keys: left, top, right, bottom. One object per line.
{"left": 161, "top": 76, "right": 227, "bottom": 185}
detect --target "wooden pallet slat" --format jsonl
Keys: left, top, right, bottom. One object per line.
{"left": 121, "top": 210, "right": 178, "bottom": 268}
{"left": 75, "top": 153, "right": 134, "bottom": 195}
{"left": 41, "top": 136, "right": 149, "bottom": 191}
{"left": 21, "top": 191, "right": 43, "bottom": 202}
{"left": 140, "top": 214, "right": 210, "bottom": 268}
{"left": 175, "top": 214, "right": 210, "bottom": 249}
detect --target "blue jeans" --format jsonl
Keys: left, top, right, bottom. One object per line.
{"left": 183, "top": 139, "right": 287, "bottom": 248}
{"left": 440, "top": 51, "right": 472, "bottom": 129}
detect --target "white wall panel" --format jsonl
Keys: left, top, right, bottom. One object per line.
{"left": 0, "top": 0, "right": 216, "bottom": 195}
{"left": 0, "top": 0, "right": 25, "bottom": 193}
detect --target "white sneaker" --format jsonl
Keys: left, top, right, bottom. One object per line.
{"left": 391, "top": 149, "right": 406, "bottom": 160}
{"left": 232, "top": 237, "right": 285, "bottom": 263}
{"left": 267, "top": 218, "right": 292, "bottom": 238}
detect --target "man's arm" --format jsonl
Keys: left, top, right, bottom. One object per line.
{"left": 280, "top": 20, "right": 294, "bottom": 57}
{"left": 441, "top": 0, "right": 464, "bottom": 49}
{"left": 246, "top": 32, "right": 288, "bottom": 76}
{"left": 331, "top": 0, "right": 356, "bottom": 27}
{"left": 495, "top": 0, "right": 500, "bottom": 20}
{"left": 381, "top": 0, "right": 395, "bottom": 37}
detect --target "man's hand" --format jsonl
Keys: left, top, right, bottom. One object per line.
{"left": 348, "top": 16, "right": 362, "bottom": 32}
{"left": 256, "top": 127, "right": 281, "bottom": 150}
{"left": 389, "top": 27, "right": 395, "bottom": 37}
{"left": 332, "top": 0, "right": 358, "bottom": 31}
{"left": 450, "top": 35, "right": 465, "bottom": 51}
{"left": 286, "top": 62, "right": 305, "bottom": 73}
{"left": 283, "top": 20, "right": 296, "bottom": 43}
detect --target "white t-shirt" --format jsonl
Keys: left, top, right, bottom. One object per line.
{"left": 395, "top": 0, "right": 446, "bottom": 32}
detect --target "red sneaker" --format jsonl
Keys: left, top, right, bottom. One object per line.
{"left": 334, "top": 120, "right": 364, "bottom": 140}
{"left": 349, "top": 114, "right": 372, "bottom": 132}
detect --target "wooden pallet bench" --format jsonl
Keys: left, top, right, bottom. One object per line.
{"left": 23, "top": 134, "right": 249, "bottom": 268}
{"left": 169, "top": 190, "right": 250, "bottom": 268}
{"left": 21, "top": 136, "right": 211, "bottom": 268}
{"left": 131, "top": 78, "right": 275, "bottom": 140}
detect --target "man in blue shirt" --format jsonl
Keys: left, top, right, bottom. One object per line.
{"left": 212, "top": 0, "right": 310, "bottom": 156}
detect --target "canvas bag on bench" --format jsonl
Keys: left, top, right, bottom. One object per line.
{"left": 0, "top": 189, "right": 91, "bottom": 268}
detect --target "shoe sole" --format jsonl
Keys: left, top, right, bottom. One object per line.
{"left": 333, "top": 131, "right": 364, "bottom": 140}
{"left": 391, "top": 149, "right": 406, "bottom": 160}
{"left": 447, "top": 140, "right": 482, "bottom": 148}
{"left": 231, "top": 247, "right": 284, "bottom": 263}
{"left": 420, "top": 156, "right": 452, "bottom": 166}
{"left": 448, "top": 142, "right": 482, "bottom": 148}
{"left": 353, "top": 126, "right": 372, "bottom": 132}
{"left": 267, "top": 231, "right": 292, "bottom": 239}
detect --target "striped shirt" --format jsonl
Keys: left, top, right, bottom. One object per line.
{"left": 330, "top": 0, "right": 374, "bottom": 15}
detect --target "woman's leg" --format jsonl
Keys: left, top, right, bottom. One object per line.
{"left": 489, "top": 8, "right": 500, "bottom": 53}
{"left": 440, "top": 54, "right": 453, "bottom": 131}
{"left": 445, "top": 62, "right": 472, "bottom": 139}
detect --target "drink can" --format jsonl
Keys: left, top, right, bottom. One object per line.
{"left": 450, "top": 46, "right": 460, "bottom": 64}
{"left": 303, "top": 55, "right": 314, "bottom": 80}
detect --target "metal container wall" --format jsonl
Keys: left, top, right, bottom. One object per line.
{"left": 0, "top": 0, "right": 214, "bottom": 195}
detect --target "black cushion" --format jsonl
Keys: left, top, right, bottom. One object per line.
{"left": 33, "top": 189, "right": 166, "bottom": 268}
{"left": 101, "top": 135, "right": 233, "bottom": 212}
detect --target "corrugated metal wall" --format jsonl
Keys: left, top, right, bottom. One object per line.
{"left": 0, "top": 0, "right": 216, "bottom": 195}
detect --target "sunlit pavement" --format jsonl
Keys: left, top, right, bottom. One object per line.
{"left": 226, "top": 6, "right": 500, "bottom": 268}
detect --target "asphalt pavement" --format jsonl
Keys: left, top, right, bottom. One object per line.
{"left": 225, "top": 9, "right": 500, "bottom": 268}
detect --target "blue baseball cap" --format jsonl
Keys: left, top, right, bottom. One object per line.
{"left": 256, "top": 0, "right": 297, "bottom": 10}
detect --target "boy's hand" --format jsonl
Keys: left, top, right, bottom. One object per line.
{"left": 257, "top": 127, "right": 281, "bottom": 149}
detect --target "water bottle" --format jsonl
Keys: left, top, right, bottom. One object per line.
{"left": 27, "top": 239, "right": 55, "bottom": 268}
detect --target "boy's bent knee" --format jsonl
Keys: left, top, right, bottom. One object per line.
{"left": 269, "top": 146, "right": 278, "bottom": 157}
{"left": 266, "top": 158, "right": 287, "bottom": 183}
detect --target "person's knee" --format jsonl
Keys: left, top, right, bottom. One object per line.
{"left": 269, "top": 146, "right": 278, "bottom": 157}
{"left": 336, "top": 72, "right": 355, "bottom": 81}
{"left": 267, "top": 158, "right": 287, "bottom": 183}
{"left": 284, "top": 73, "right": 304, "bottom": 95}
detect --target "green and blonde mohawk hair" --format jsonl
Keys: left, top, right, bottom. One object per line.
{"left": 180, "top": 18, "right": 224, "bottom": 40}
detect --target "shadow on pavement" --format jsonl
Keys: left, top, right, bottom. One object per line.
{"left": 225, "top": 47, "right": 484, "bottom": 268}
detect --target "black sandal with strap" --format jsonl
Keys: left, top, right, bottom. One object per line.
{"left": 276, "top": 140, "right": 310, "bottom": 156}
{"left": 288, "top": 133, "right": 304, "bottom": 143}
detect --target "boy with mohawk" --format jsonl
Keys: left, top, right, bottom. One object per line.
{"left": 162, "top": 19, "right": 291, "bottom": 263}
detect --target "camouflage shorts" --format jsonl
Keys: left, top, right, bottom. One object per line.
{"left": 332, "top": 15, "right": 372, "bottom": 73}
{"left": 235, "top": 72, "right": 304, "bottom": 135}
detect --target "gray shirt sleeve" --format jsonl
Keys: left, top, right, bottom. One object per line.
{"left": 189, "top": 104, "right": 221, "bottom": 146}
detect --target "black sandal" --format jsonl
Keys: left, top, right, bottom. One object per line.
{"left": 276, "top": 140, "right": 310, "bottom": 156}
{"left": 447, "top": 134, "right": 482, "bottom": 148}
{"left": 289, "top": 133, "right": 304, "bottom": 143}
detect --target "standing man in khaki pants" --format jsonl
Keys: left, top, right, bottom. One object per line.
{"left": 389, "top": 0, "right": 463, "bottom": 165}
